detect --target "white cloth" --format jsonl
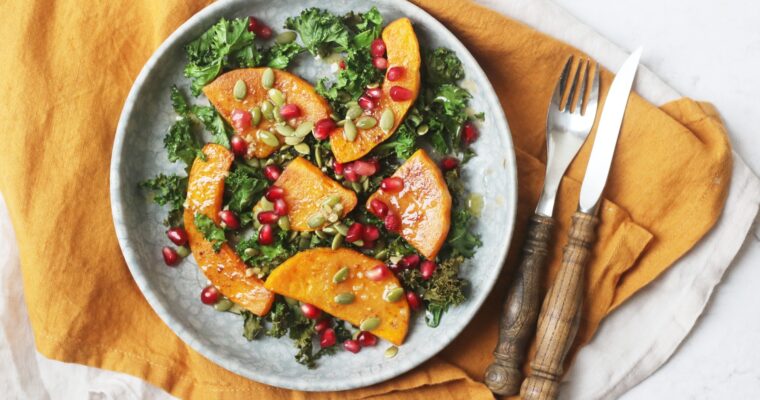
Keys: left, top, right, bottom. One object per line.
{"left": 1, "top": 1, "right": 759, "bottom": 399}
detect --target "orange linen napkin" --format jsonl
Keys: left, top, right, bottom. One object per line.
{"left": 0, "top": 0, "right": 731, "bottom": 399}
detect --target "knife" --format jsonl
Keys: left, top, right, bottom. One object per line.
{"left": 521, "top": 48, "right": 643, "bottom": 400}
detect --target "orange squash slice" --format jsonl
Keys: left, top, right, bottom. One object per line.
{"left": 254, "top": 157, "right": 357, "bottom": 231}
{"left": 265, "top": 248, "right": 410, "bottom": 345}
{"left": 203, "top": 68, "right": 332, "bottom": 159}
{"left": 184, "top": 143, "right": 274, "bottom": 316}
{"left": 330, "top": 18, "right": 421, "bottom": 162}
{"left": 367, "top": 149, "right": 451, "bottom": 259}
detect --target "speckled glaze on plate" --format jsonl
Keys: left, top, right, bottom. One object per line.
{"left": 110, "top": 0, "right": 516, "bottom": 392}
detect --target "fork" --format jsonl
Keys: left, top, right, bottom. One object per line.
{"left": 484, "top": 57, "right": 600, "bottom": 396}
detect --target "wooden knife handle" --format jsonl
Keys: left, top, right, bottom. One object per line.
{"left": 521, "top": 211, "right": 598, "bottom": 400}
{"left": 484, "top": 214, "right": 554, "bottom": 395}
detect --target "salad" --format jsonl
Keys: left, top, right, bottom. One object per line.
{"left": 141, "top": 7, "right": 483, "bottom": 368}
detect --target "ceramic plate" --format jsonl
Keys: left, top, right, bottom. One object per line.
{"left": 110, "top": 0, "right": 516, "bottom": 391}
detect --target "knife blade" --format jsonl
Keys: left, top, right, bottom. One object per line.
{"left": 578, "top": 48, "right": 642, "bottom": 213}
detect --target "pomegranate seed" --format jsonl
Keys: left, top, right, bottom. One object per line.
{"left": 389, "top": 86, "right": 413, "bottom": 101}
{"left": 219, "top": 210, "right": 240, "bottom": 230}
{"left": 162, "top": 246, "right": 180, "bottom": 266}
{"left": 263, "top": 165, "right": 282, "bottom": 181}
{"left": 248, "top": 17, "right": 258, "bottom": 32}
{"left": 366, "top": 264, "right": 390, "bottom": 281}
{"left": 248, "top": 17, "right": 272, "bottom": 39}
{"left": 346, "top": 222, "right": 364, "bottom": 243}
{"left": 441, "top": 156, "right": 459, "bottom": 171}
{"left": 166, "top": 227, "right": 188, "bottom": 246}
{"left": 200, "top": 285, "right": 220, "bottom": 305}
{"left": 258, "top": 224, "right": 274, "bottom": 245}
{"left": 362, "top": 225, "right": 380, "bottom": 242}
{"left": 367, "top": 157, "right": 380, "bottom": 171}
{"left": 365, "top": 87, "right": 383, "bottom": 99}
{"left": 358, "top": 95, "right": 376, "bottom": 111}
{"left": 230, "top": 135, "right": 248, "bottom": 157}
{"left": 362, "top": 240, "right": 376, "bottom": 249}
{"left": 338, "top": 60, "right": 346, "bottom": 70}
{"left": 265, "top": 186, "right": 284, "bottom": 201}
{"left": 370, "top": 39, "right": 386, "bottom": 57}
{"left": 357, "top": 331, "right": 378, "bottom": 347}
{"left": 388, "top": 263, "right": 403, "bottom": 274}
{"left": 273, "top": 198, "right": 288, "bottom": 216}
{"left": 372, "top": 57, "right": 388, "bottom": 70}
{"left": 384, "top": 212, "right": 401, "bottom": 232}
{"left": 343, "top": 163, "right": 359, "bottom": 182}
{"left": 320, "top": 328, "right": 336, "bottom": 347}
{"left": 231, "top": 109, "right": 252, "bottom": 131}
{"left": 386, "top": 66, "right": 405, "bottom": 81}
{"left": 462, "top": 122, "right": 479, "bottom": 145}
{"left": 257, "top": 211, "right": 279, "bottom": 224}
{"left": 315, "top": 319, "right": 331, "bottom": 333}
{"left": 381, "top": 177, "right": 404, "bottom": 193}
{"left": 343, "top": 339, "right": 361, "bottom": 353}
{"left": 420, "top": 260, "right": 437, "bottom": 280}
{"left": 333, "top": 161, "right": 345, "bottom": 175}
{"left": 314, "top": 118, "right": 337, "bottom": 140}
{"left": 369, "top": 199, "right": 389, "bottom": 218}
{"left": 399, "top": 254, "right": 420, "bottom": 270}
{"left": 352, "top": 160, "right": 377, "bottom": 176}
{"left": 406, "top": 291, "right": 422, "bottom": 311}
{"left": 279, "top": 104, "right": 301, "bottom": 120}
{"left": 301, "top": 303, "right": 322, "bottom": 319}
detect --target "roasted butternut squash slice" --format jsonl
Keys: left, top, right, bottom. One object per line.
{"left": 184, "top": 143, "right": 274, "bottom": 316}
{"left": 203, "top": 68, "right": 332, "bottom": 159}
{"left": 367, "top": 149, "right": 451, "bottom": 259}
{"left": 264, "top": 248, "right": 410, "bottom": 345}
{"left": 330, "top": 18, "right": 421, "bottom": 162}
{"left": 254, "top": 157, "right": 357, "bottom": 231}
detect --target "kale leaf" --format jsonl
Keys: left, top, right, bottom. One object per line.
{"left": 316, "top": 48, "right": 382, "bottom": 116}
{"left": 224, "top": 166, "right": 268, "bottom": 213}
{"left": 194, "top": 213, "right": 226, "bottom": 252}
{"left": 170, "top": 85, "right": 189, "bottom": 115}
{"left": 140, "top": 174, "right": 187, "bottom": 227}
{"left": 191, "top": 105, "right": 230, "bottom": 147}
{"left": 264, "top": 42, "right": 305, "bottom": 69}
{"left": 398, "top": 256, "right": 468, "bottom": 328}
{"left": 163, "top": 118, "right": 202, "bottom": 168}
{"left": 285, "top": 8, "right": 351, "bottom": 57}
{"left": 343, "top": 7, "right": 383, "bottom": 48}
{"left": 184, "top": 18, "right": 261, "bottom": 95}
{"left": 242, "top": 311, "right": 264, "bottom": 340}
{"left": 425, "top": 48, "right": 465, "bottom": 85}
{"left": 446, "top": 209, "right": 482, "bottom": 258}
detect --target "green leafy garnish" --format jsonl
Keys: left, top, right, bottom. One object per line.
{"left": 264, "top": 42, "right": 305, "bottom": 69}
{"left": 343, "top": 7, "right": 383, "bottom": 48}
{"left": 242, "top": 311, "right": 264, "bottom": 340}
{"left": 285, "top": 8, "right": 351, "bottom": 57}
{"left": 425, "top": 48, "right": 464, "bottom": 85}
{"left": 446, "top": 209, "right": 482, "bottom": 258}
{"left": 224, "top": 166, "right": 268, "bottom": 213}
{"left": 164, "top": 118, "right": 203, "bottom": 168}
{"left": 170, "top": 85, "right": 190, "bottom": 115}
{"left": 184, "top": 18, "right": 261, "bottom": 95}
{"left": 316, "top": 49, "right": 382, "bottom": 116}
{"left": 191, "top": 105, "right": 231, "bottom": 147}
{"left": 398, "top": 257, "right": 468, "bottom": 328}
{"left": 194, "top": 213, "right": 226, "bottom": 252}
{"left": 140, "top": 174, "right": 187, "bottom": 227}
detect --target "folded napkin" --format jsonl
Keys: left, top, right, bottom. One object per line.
{"left": 0, "top": 0, "right": 731, "bottom": 399}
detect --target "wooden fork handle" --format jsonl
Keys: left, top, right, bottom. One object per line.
{"left": 484, "top": 214, "right": 554, "bottom": 395}
{"left": 521, "top": 211, "right": 598, "bottom": 400}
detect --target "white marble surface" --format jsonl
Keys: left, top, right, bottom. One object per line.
{"left": 550, "top": 0, "right": 760, "bottom": 398}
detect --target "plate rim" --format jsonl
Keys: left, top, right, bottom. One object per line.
{"left": 110, "top": 0, "right": 517, "bottom": 392}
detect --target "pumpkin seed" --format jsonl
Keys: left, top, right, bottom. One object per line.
{"left": 233, "top": 79, "right": 247, "bottom": 100}
{"left": 379, "top": 108, "right": 395, "bottom": 133}
{"left": 327, "top": 212, "right": 339, "bottom": 223}
{"left": 262, "top": 68, "right": 275, "bottom": 89}
{"left": 356, "top": 116, "right": 378, "bottom": 129}
{"left": 374, "top": 248, "right": 388, "bottom": 260}
{"left": 359, "top": 316, "right": 381, "bottom": 331}
{"left": 275, "top": 31, "right": 297, "bottom": 44}
{"left": 228, "top": 303, "right": 244, "bottom": 314}
{"left": 176, "top": 245, "right": 190, "bottom": 257}
{"left": 261, "top": 101, "right": 275, "bottom": 121}
{"left": 284, "top": 135, "right": 304, "bottom": 145}
{"left": 362, "top": 178, "right": 370, "bottom": 191}
{"left": 333, "top": 203, "right": 344, "bottom": 214}
{"left": 333, "top": 222, "right": 349, "bottom": 236}
{"left": 336, "top": 119, "right": 346, "bottom": 127}
{"left": 273, "top": 106, "right": 284, "bottom": 122}
{"left": 214, "top": 298, "right": 233, "bottom": 312}
{"left": 353, "top": 239, "right": 364, "bottom": 247}
{"left": 245, "top": 158, "right": 261, "bottom": 168}
{"left": 250, "top": 106, "right": 262, "bottom": 127}
{"left": 278, "top": 216, "right": 291, "bottom": 231}
{"left": 314, "top": 230, "right": 327, "bottom": 239}
{"left": 344, "top": 118, "right": 357, "bottom": 141}
{"left": 259, "top": 198, "right": 274, "bottom": 212}
{"left": 351, "top": 181, "right": 362, "bottom": 193}
{"left": 268, "top": 88, "right": 285, "bottom": 106}
{"left": 366, "top": 82, "right": 380, "bottom": 89}
{"left": 295, "top": 121, "right": 314, "bottom": 137}
{"left": 384, "top": 346, "right": 399, "bottom": 359}
{"left": 384, "top": 287, "right": 404, "bottom": 302}
{"left": 320, "top": 204, "right": 334, "bottom": 216}
{"left": 243, "top": 247, "right": 258, "bottom": 258}
{"left": 332, "top": 266, "right": 350, "bottom": 283}
{"left": 331, "top": 233, "right": 344, "bottom": 250}
{"left": 322, "top": 194, "right": 341, "bottom": 207}
{"left": 294, "top": 143, "right": 310, "bottom": 155}
{"left": 416, "top": 124, "right": 430, "bottom": 135}
{"left": 307, "top": 214, "right": 326, "bottom": 228}
{"left": 245, "top": 268, "right": 256, "bottom": 277}
{"left": 334, "top": 292, "right": 355, "bottom": 304}
{"left": 275, "top": 123, "right": 295, "bottom": 137}
{"left": 257, "top": 130, "right": 279, "bottom": 147}
{"left": 321, "top": 225, "right": 337, "bottom": 235}
{"left": 408, "top": 113, "right": 422, "bottom": 127}
{"left": 299, "top": 236, "right": 311, "bottom": 249}
{"left": 346, "top": 103, "right": 363, "bottom": 120}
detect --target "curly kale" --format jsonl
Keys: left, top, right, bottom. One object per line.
{"left": 242, "top": 311, "right": 264, "bottom": 340}
{"left": 263, "top": 42, "right": 305, "bottom": 69}
{"left": 194, "top": 213, "right": 226, "bottom": 252}
{"left": 224, "top": 167, "right": 268, "bottom": 214}
{"left": 285, "top": 8, "right": 351, "bottom": 56}
{"left": 425, "top": 48, "right": 465, "bottom": 85}
{"left": 140, "top": 174, "right": 187, "bottom": 227}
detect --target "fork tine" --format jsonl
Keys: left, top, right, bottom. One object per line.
{"left": 552, "top": 56, "right": 573, "bottom": 107}
{"left": 578, "top": 60, "right": 591, "bottom": 115}
{"left": 583, "top": 63, "right": 601, "bottom": 118}
{"left": 564, "top": 59, "right": 586, "bottom": 112}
